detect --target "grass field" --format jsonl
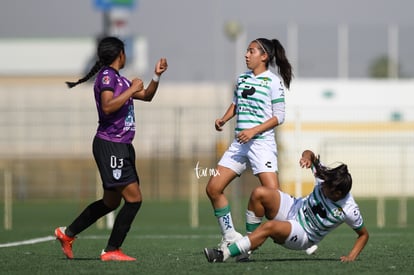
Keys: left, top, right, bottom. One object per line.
{"left": 1, "top": 199, "right": 414, "bottom": 274}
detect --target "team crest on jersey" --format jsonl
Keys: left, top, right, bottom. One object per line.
{"left": 102, "top": 75, "right": 111, "bottom": 85}
{"left": 261, "top": 77, "right": 270, "bottom": 86}
{"left": 333, "top": 207, "right": 344, "bottom": 218}
{"left": 113, "top": 169, "right": 122, "bottom": 180}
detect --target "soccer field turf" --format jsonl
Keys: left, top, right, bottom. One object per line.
{"left": 0, "top": 199, "right": 413, "bottom": 274}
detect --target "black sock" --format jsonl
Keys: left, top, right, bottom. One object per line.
{"left": 66, "top": 199, "right": 114, "bottom": 237}
{"left": 105, "top": 201, "right": 142, "bottom": 251}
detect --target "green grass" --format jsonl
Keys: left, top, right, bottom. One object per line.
{"left": 1, "top": 199, "right": 414, "bottom": 274}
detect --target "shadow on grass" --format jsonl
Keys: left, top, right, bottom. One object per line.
{"left": 245, "top": 257, "right": 338, "bottom": 263}
{"left": 57, "top": 257, "right": 100, "bottom": 261}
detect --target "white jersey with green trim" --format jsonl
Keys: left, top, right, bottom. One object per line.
{"left": 289, "top": 177, "right": 364, "bottom": 244}
{"left": 232, "top": 70, "right": 285, "bottom": 141}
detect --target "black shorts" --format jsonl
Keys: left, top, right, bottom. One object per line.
{"left": 93, "top": 136, "right": 139, "bottom": 190}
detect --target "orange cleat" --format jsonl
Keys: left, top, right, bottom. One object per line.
{"left": 100, "top": 249, "right": 136, "bottom": 261}
{"left": 54, "top": 227, "right": 76, "bottom": 259}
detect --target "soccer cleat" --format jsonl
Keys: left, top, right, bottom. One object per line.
{"left": 305, "top": 244, "right": 318, "bottom": 255}
{"left": 235, "top": 250, "right": 252, "bottom": 262}
{"left": 54, "top": 227, "right": 75, "bottom": 259}
{"left": 100, "top": 249, "right": 136, "bottom": 261}
{"left": 204, "top": 248, "right": 224, "bottom": 263}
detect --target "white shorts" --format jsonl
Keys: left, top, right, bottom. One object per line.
{"left": 273, "top": 191, "right": 314, "bottom": 250}
{"left": 281, "top": 220, "right": 314, "bottom": 250}
{"left": 218, "top": 139, "right": 278, "bottom": 175}
{"left": 273, "top": 190, "right": 295, "bottom": 221}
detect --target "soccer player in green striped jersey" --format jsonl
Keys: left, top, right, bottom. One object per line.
{"left": 205, "top": 38, "right": 293, "bottom": 253}
{"left": 204, "top": 150, "right": 369, "bottom": 263}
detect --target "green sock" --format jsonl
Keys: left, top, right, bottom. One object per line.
{"left": 214, "top": 205, "right": 230, "bottom": 217}
{"left": 228, "top": 243, "right": 241, "bottom": 257}
{"left": 246, "top": 222, "right": 260, "bottom": 234}
{"left": 245, "top": 210, "right": 262, "bottom": 234}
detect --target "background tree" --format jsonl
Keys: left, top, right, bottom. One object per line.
{"left": 369, "top": 55, "right": 404, "bottom": 78}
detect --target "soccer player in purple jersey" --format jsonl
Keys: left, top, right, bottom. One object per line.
{"left": 55, "top": 36, "right": 167, "bottom": 261}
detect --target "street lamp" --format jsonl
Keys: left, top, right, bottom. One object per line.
{"left": 223, "top": 20, "right": 246, "bottom": 227}
{"left": 224, "top": 20, "right": 243, "bottom": 42}
{"left": 224, "top": 21, "right": 246, "bottom": 76}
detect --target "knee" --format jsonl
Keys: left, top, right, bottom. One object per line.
{"left": 205, "top": 183, "right": 217, "bottom": 199}
{"left": 205, "top": 179, "right": 222, "bottom": 199}
{"left": 250, "top": 186, "right": 268, "bottom": 202}
{"left": 255, "top": 220, "right": 275, "bottom": 238}
{"left": 261, "top": 220, "right": 279, "bottom": 235}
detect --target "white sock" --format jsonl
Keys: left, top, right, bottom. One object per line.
{"left": 222, "top": 247, "right": 231, "bottom": 261}
{"left": 236, "top": 236, "right": 252, "bottom": 254}
{"left": 218, "top": 212, "right": 237, "bottom": 239}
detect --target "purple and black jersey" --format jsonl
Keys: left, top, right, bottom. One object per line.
{"left": 94, "top": 67, "right": 135, "bottom": 143}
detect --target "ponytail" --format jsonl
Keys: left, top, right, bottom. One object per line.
{"left": 255, "top": 38, "right": 293, "bottom": 89}
{"left": 65, "top": 36, "right": 125, "bottom": 89}
{"left": 65, "top": 60, "right": 104, "bottom": 88}
{"left": 271, "top": 39, "right": 293, "bottom": 89}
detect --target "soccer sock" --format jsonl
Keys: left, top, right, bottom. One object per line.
{"left": 214, "top": 205, "right": 237, "bottom": 239}
{"left": 245, "top": 210, "right": 263, "bottom": 234}
{"left": 66, "top": 199, "right": 113, "bottom": 237}
{"left": 227, "top": 236, "right": 251, "bottom": 258}
{"left": 105, "top": 201, "right": 142, "bottom": 251}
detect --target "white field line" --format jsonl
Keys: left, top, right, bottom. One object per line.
{"left": 0, "top": 236, "right": 56, "bottom": 248}
{"left": 0, "top": 234, "right": 219, "bottom": 248}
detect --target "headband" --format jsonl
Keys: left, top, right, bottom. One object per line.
{"left": 255, "top": 39, "right": 267, "bottom": 55}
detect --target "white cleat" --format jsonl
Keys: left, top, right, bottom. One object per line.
{"left": 305, "top": 244, "right": 318, "bottom": 255}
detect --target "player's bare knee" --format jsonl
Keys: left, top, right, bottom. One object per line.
{"left": 251, "top": 186, "right": 268, "bottom": 202}
{"left": 262, "top": 220, "right": 278, "bottom": 233}
{"left": 205, "top": 183, "right": 220, "bottom": 200}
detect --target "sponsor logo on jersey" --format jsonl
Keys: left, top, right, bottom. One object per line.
{"left": 242, "top": 86, "right": 256, "bottom": 98}
{"left": 102, "top": 75, "right": 111, "bottom": 85}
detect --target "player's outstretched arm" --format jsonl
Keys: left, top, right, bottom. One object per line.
{"left": 340, "top": 226, "right": 369, "bottom": 262}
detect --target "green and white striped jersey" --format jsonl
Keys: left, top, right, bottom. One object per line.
{"left": 232, "top": 70, "right": 285, "bottom": 141}
{"left": 292, "top": 176, "right": 364, "bottom": 244}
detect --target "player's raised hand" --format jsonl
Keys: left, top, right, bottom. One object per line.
{"left": 299, "top": 150, "right": 316, "bottom": 168}
{"left": 299, "top": 156, "right": 312, "bottom": 168}
{"left": 155, "top": 58, "right": 168, "bottom": 76}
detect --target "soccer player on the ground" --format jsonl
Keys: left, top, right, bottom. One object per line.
{"left": 205, "top": 38, "right": 293, "bottom": 254}
{"left": 55, "top": 36, "right": 167, "bottom": 261}
{"left": 204, "top": 150, "right": 369, "bottom": 262}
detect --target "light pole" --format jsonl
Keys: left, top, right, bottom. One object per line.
{"left": 223, "top": 20, "right": 246, "bottom": 228}
{"left": 224, "top": 21, "right": 246, "bottom": 77}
